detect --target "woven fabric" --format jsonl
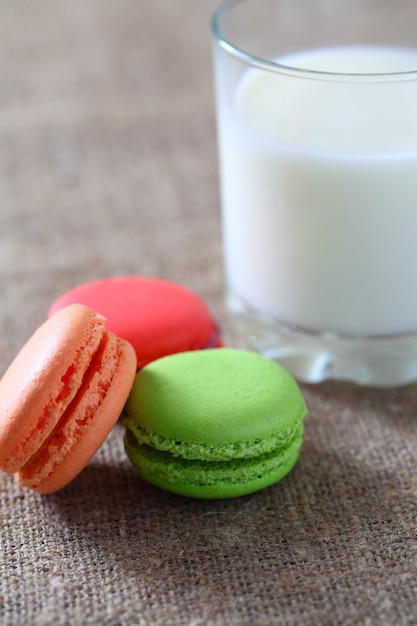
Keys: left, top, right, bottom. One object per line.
{"left": 1, "top": 1, "right": 417, "bottom": 624}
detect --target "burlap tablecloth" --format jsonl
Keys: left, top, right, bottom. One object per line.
{"left": 1, "top": 2, "right": 417, "bottom": 624}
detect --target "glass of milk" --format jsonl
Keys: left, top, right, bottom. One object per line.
{"left": 212, "top": 0, "right": 417, "bottom": 386}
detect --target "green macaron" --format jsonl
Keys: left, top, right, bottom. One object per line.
{"left": 123, "top": 348, "right": 308, "bottom": 499}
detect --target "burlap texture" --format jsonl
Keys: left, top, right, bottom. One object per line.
{"left": 1, "top": 1, "right": 417, "bottom": 624}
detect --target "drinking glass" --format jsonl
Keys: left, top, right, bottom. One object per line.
{"left": 212, "top": 0, "right": 417, "bottom": 386}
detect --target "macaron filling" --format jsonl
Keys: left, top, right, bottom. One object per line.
{"left": 123, "top": 418, "right": 302, "bottom": 461}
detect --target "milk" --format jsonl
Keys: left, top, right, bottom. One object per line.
{"left": 218, "top": 46, "right": 417, "bottom": 337}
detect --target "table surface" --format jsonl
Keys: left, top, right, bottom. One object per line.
{"left": 1, "top": 2, "right": 417, "bottom": 625}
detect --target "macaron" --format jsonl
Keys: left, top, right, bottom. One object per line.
{"left": 123, "top": 348, "right": 308, "bottom": 499}
{"left": 48, "top": 276, "right": 223, "bottom": 369}
{"left": 0, "top": 304, "right": 137, "bottom": 494}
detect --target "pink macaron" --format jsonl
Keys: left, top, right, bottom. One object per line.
{"left": 48, "top": 276, "right": 223, "bottom": 369}
{"left": 0, "top": 304, "right": 137, "bottom": 494}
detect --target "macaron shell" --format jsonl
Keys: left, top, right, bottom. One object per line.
{"left": 48, "top": 276, "right": 222, "bottom": 368}
{"left": 0, "top": 305, "right": 107, "bottom": 474}
{"left": 125, "top": 349, "right": 306, "bottom": 445}
{"left": 17, "top": 335, "right": 136, "bottom": 494}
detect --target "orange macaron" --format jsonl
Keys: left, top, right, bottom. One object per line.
{"left": 0, "top": 304, "right": 137, "bottom": 494}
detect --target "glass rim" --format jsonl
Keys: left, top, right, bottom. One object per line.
{"left": 211, "top": 0, "right": 417, "bottom": 82}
